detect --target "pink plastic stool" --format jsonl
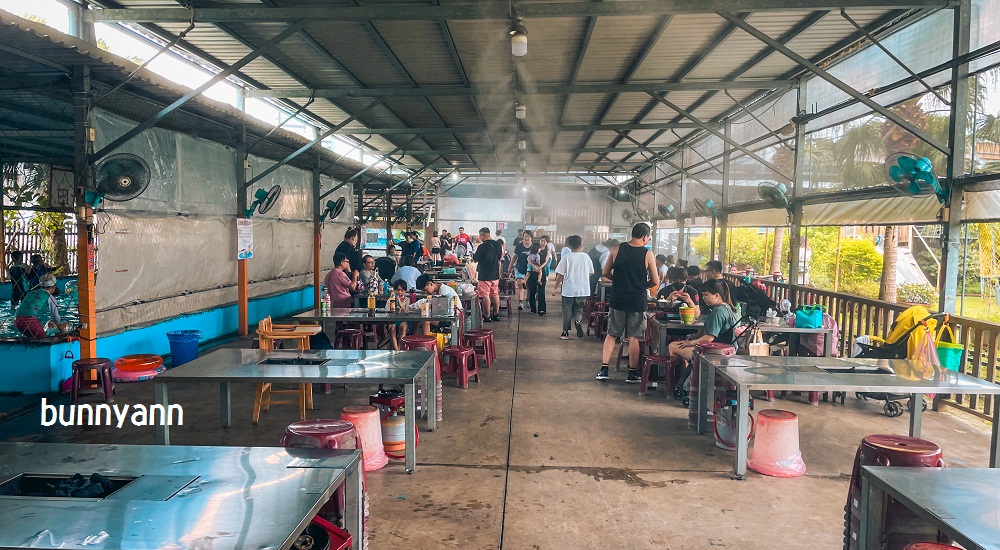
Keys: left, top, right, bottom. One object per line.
{"left": 748, "top": 409, "right": 806, "bottom": 477}
{"left": 281, "top": 419, "right": 360, "bottom": 522}
{"left": 71, "top": 358, "right": 114, "bottom": 404}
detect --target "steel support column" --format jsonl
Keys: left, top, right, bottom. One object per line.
{"left": 940, "top": 0, "right": 971, "bottom": 313}
{"left": 236, "top": 101, "right": 249, "bottom": 336}
{"left": 72, "top": 65, "right": 97, "bottom": 360}
{"left": 788, "top": 80, "right": 808, "bottom": 285}
{"left": 91, "top": 24, "right": 301, "bottom": 163}
{"left": 678, "top": 156, "right": 688, "bottom": 259}
{"left": 719, "top": 123, "right": 732, "bottom": 262}
{"left": 313, "top": 166, "right": 322, "bottom": 311}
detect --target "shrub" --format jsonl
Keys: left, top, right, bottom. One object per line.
{"left": 898, "top": 283, "right": 937, "bottom": 304}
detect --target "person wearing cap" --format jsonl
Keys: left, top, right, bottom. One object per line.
{"left": 13, "top": 274, "right": 65, "bottom": 339}
{"left": 702, "top": 259, "right": 738, "bottom": 307}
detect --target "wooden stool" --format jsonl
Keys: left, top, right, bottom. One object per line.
{"left": 253, "top": 317, "right": 321, "bottom": 425}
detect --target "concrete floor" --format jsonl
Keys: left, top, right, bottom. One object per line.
{"left": 1, "top": 299, "right": 995, "bottom": 549}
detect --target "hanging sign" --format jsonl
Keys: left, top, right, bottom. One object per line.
{"left": 497, "top": 221, "right": 507, "bottom": 230}
{"left": 237, "top": 218, "right": 254, "bottom": 259}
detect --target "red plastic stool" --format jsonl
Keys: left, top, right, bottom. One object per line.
{"left": 463, "top": 329, "right": 495, "bottom": 367}
{"left": 498, "top": 295, "right": 513, "bottom": 316}
{"left": 401, "top": 335, "right": 439, "bottom": 373}
{"left": 903, "top": 544, "right": 957, "bottom": 549}
{"left": 844, "top": 435, "right": 947, "bottom": 550}
{"left": 640, "top": 354, "right": 680, "bottom": 397}
{"left": 71, "top": 358, "right": 114, "bottom": 404}
{"left": 281, "top": 420, "right": 364, "bottom": 536}
{"left": 335, "top": 328, "right": 365, "bottom": 350}
{"left": 441, "top": 346, "right": 479, "bottom": 388}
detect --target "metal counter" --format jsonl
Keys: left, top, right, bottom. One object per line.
{"left": 697, "top": 355, "right": 1000, "bottom": 479}
{"left": 154, "top": 348, "right": 435, "bottom": 472}
{"left": 859, "top": 466, "right": 1000, "bottom": 550}
{"left": 0, "top": 442, "right": 362, "bottom": 550}
{"left": 295, "top": 307, "right": 461, "bottom": 344}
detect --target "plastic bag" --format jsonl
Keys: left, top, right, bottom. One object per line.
{"left": 747, "top": 329, "right": 770, "bottom": 356}
{"left": 794, "top": 304, "right": 824, "bottom": 329}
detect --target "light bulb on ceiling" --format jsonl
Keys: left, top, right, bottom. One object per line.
{"left": 779, "top": 120, "right": 796, "bottom": 136}
{"left": 619, "top": 188, "right": 626, "bottom": 196}
{"left": 515, "top": 103, "right": 526, "bottom": 120}
{"left": 519, "top": 159, "right": 527, "bottom": 169}
{"left": 517, "top": 139, "right": 527, "bottom": 151}
{"left": 523, "top": 186, "right": 527, "bottom": 192}
{"left": 511, "top": 30, "right": 527, "bottom": 57}
{"left": 451, "top": 171, "right": 459, "bottom": 181}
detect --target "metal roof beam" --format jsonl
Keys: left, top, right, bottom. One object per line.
{"left": 404, "top": 146, "right": 676, "bottom": 155}
{"left": 91, "top": 23, "right": 302, "bottom": 162}
{"left": 718, "top": 10, "right": 950, "bottom": 154}
{"left": 88, "top": 1, "right": 956, "bottom": 22}
{"left": 330, "top": 122, "right": 716, "bottom": 135}
{"left": 244, "top": 80, "right": 794, "bottom": 98}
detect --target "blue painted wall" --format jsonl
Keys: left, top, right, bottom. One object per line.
{"left": 0, "top": 276, "right": 77, "bottom": 300}
{"left": 0, "top": 286, "right": 314, "bottom": 394}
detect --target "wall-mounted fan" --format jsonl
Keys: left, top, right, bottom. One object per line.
{"left": 86, "top": 153, "right": 151, "bottom": 207}
{"left": 656, "top": 203, "right": 676, "bottom": 220}
{"left": 393, "top": 207, "right": 407, "bottom": 225}
{"left": 363, "top": 208, "right": 381, "bottom": 224}
{"left": 244, "top": 184, "right": 281, "bottom": 217}
{"left": 758, "top": 181, "right": 791, "bottom": 211}
{"left": 319, "top": 196, "right": 346, "bottom": 222}
{"left": 411, "top": 213, "right": 424, "bottom": 225}
{"left": 692, "top": 198, "right": 719, "bottom": 219}
{"left": 619, "top": 207, "right": 635, "bottom": 224}
{"left": 884, "top": 152, "right": 947, "bottom": 203}
{"left": 635, "top": 208, "right": 651, "bottom": 222}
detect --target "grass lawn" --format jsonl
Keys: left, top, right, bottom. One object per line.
{"left": 955, "top": 295, "right": 1000, "bottom": 324}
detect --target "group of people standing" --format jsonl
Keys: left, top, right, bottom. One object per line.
{"left": 7, "top": 250, "right": 65, "bottom": 340}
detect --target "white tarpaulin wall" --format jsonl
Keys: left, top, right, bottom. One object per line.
{"left": 437, "top": 197, "right": 523, "bottom": 222}
{"left": 91, "top": 109, "right": 353, "bottom": 333}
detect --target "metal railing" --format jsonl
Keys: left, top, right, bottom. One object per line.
{"left": 727, "top": 274, "right": 1000, "bottom": 421}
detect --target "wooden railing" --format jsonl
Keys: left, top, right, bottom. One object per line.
{"left": 726, "top": 274, "right": 1000, "bottom": 421}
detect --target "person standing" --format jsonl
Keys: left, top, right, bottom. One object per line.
{"left": 334, "top": 228, "right": 363, "bottom": 277}
{"left": 454, "top": 227, "right": 471, "bottom": 257}
{"left": 552, "top": 235, "right": 593, "bottom": 340}
{"left": 513, "top": 231, "right": 532, "bottom": 310}
{"left": 410, "top": 231, "right": 424, "bottom": 264}
{"left": 596, "top": 223, "right": 659, "bottom": 383}
{"left": 430, "top": 231, "right": 442, "bottom": 265}
{"left": 525, "top": 242, "right": 542, "bottom": 314}
{"left": 531, "top": 236, "right": 552, "bottom": 316}
{"left": 391, "top": 256, "right": 421, "bottom": 291}
{"left": 400, "top": 232, "right": 414, "bottom": 263}
{"left": 8, "top": 251, "right": 31, "bottom": 309}
{"left": 325, "top": 253, "right": 357, "bottom": 308}
{"left": 473, "top": 227, "right": 503, "bottom": 322}
{"left": 655, "top": 254, "right": 670, "bottom": 290}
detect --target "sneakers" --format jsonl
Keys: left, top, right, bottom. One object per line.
{"left": 482, "top": 316, "right": 492, "bottom": 323}
{"left": 575, "top": 322, "right": 584, "bottom": 338}
{"left": 518, "top": 304, "right": 524, "bottom": 311}
{"left": 491, "top": 315, "right": 501, "bottom": 322}
{"left": 560, "top": 332, "right": 570, "bottom": 340}
{"left": 625, "top": 370, "right": 641, "bottom": 384}
{"left": 595, "top": 367, "right": 609, "bottom": 380}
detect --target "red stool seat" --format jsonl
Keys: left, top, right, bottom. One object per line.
{"left": 335, "top": 328, "right": 365, "bottom": 350}
{"left": 401, "top": 335, "right": 441, "bottom": 379}
{"left": 498, "top": 295, "right": 513, "bottom": 316}
{"left": 71, "top": 358, "right": 114, "bottom": 404}
{"left": 640, "top": 354, "right": 680, "bottom": 397}
{"left": 463, "top": 329, "right": 495, "bottom": 367}
{"left": 441, "top": 345, "right": 479, "bottom": 388}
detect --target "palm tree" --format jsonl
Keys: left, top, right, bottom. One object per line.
{"left": 880, "top": 226, "right": 898, "bottom": 302}
{"left": 770, "top": 226, "right": 785, "bottom": 276}
{"left": 835, "top": 119, "right": 885, "bottom": 187}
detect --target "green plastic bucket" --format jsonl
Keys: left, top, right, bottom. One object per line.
{"left": 937, "top": 342, "right": 964, "bottom": 372}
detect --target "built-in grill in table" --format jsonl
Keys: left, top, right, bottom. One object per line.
{"left": 0, "top": 442, "right": 362, "bottom": 549}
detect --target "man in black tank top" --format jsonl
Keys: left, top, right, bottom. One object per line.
{"left": 596, "top": 223, "right": 660, "bottom": 383}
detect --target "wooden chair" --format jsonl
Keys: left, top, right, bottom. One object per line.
{"left": 252, "top": 316, "right": 322, "bottom": 425}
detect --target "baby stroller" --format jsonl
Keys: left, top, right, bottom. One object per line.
{"left": 853, "top": 305, "right": 947, "bottom": 417}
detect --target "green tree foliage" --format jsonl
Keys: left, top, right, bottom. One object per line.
{"left": 691, "top": 228, "right": 789, "bottom": 274}
{"left": 806, "top": 227, "right": 884, "bottom": 299}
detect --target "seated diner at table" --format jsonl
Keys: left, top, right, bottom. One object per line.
{"left": 387, "top": 280, "right": 412, "bottom": 351}
{"left": 656, "top": 266, "right": 701, "bottom": 317}
{"left": 325, "top": 253, "right": 357, "bottom": 308}
{"left": 415, "top": 273, "right": 463, "bottom": 335}
{"left": 667, "top": 279, "right": 736, "bottom": 362}
{"left": 392, "top": 256, "right": 421, "bottom": 291}
{"left": 13, "top": 275, "right": 65, "bottom": 340}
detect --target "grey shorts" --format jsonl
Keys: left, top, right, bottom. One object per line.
{"left": 607, "top": 308, "right": 647, "bottom": 339}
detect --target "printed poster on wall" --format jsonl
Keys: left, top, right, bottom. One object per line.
{"left": 237, "top": 218, "right": 253, "bottom": 259}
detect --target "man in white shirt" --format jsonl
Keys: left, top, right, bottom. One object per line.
{"left": 552, "top": 235, "right": 594, "bottom": 339}
{"left": 415, "top": 272, "right": 463, "bottom": 335}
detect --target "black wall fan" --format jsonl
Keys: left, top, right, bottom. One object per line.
{"left": 320, "top": 196, "right": 346, "bottom": 221}
{"left": 86, "top": 153, "right": 151, "bottom": 207}
{"left": 656, "top": 203, "right": 676, "bottom": 220}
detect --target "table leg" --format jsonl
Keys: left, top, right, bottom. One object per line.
{"left": 908, "top": 393, "right": 923, "bottom": 438}
{"left": 991, "top": 398, "right": 1000, "bottom": 468}
{"left": 220, "top": 383, "right": 232, "bottom": 428}
{"left": 451, "top": 319, "right": 458, "bottom": 346}
{"left": 697, "top": 360, "right": 712, "bottom": 436}
{"left": 425, "top": 364, "right": 437, "bottom": 431}
{"left": 404, "top": 381, "right": 416, "bottom": 473}
{"left": 659, "top": 325, "right": 667, "bottom": 357}
{"left": 733, "top": 386, "right": 750, "bottom": 480}
{"left": 345, "top": 455, "right": 364, "bottom": 550}
{"left": 154, "top": 383, "right": 169, "bottom": 445}
{"left": 858, "top": 473, "right": 884, "bottom": 550}
{"left": 823, "top": 330, "right": 833, "bottom": 357}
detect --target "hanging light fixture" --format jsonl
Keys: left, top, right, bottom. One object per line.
{"left": 515, "top": 103, "right": 526, "bottom": 120}
{"left": 517, "top": 138, "right": 527, "bottom": 151}
{"left": 519, "top": 159, "right": 527, "bottom": 169}
{"left": 779, "top": 119, "right": 797, "bottom": 136}
{"left": 451, "top": 171, "right": 459, "bottom": 181}
{"left": 510, "top": 18, "right": 528, "bottom": 57}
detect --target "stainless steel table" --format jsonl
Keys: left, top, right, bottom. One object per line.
{"left": 0, "top": 442, "right": 363, "bottom": 550}
{"left": 697, "top": 355, "right": 1000, "bottom": 479}
{"left": 651, "top": 316, "right": 704, "bottom": 355}
{"left": 352, "top": 292, "right": 481, "bottom": 329}
{"left": 296, "top": 307, "right": 460, "bottom": 345}
{"left": 859, "top": 466, "right": 1000, "bottom": 550}
{"left": 154, "top": 348, "right": 435, "bottom": 473}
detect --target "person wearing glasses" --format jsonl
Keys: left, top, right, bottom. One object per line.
{"left": 596, "top": 223, "right": 659, "bottom": 384}
{"left": 359, "top": 255, "right": 383, "bottom": 294}
{"left": 325, "top": 253, "right": 358, "bottom": 308}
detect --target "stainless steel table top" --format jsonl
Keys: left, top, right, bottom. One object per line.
{"left": 0, "top": 442, "right": 360, "bottom": 550}
{"left": 157, "top": 348, "right": 433, "bottom": 384}
{"left": 651, "top": 317, "right": 704, "bottom": 329}
{"left": 862, "top": 466, "right": 1000, "bottom": 550}
{"left": 295, "top": 307, "right": 456, "bottom": 323}
{"left": 702, "top": 355, "right": 1000, "bottom": 394}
